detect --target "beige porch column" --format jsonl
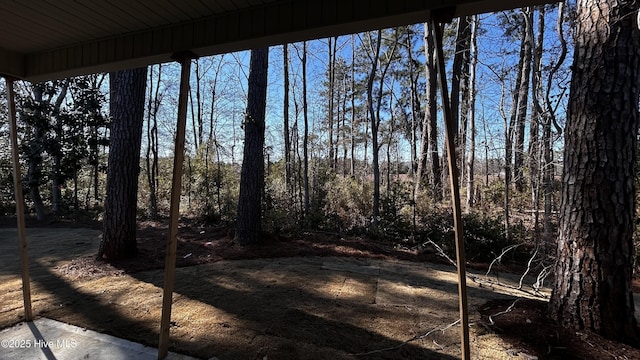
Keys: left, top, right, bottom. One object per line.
{"left": 431, "top": 17, "right": 471, "bottom": 360}
{"left": 5, "top": 76, "right": 33, "bottom": 322}
{"left": 158, "top": 52, "right": 196, "bottom": 359}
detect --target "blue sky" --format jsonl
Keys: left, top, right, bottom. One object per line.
{"left": 142, "top": 4, "right": 571, "bottom": 171}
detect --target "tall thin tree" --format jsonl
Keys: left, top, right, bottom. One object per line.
{"left": 283, "top": 44, "right": 292, "bottom": 188}
{"left": 513, "top": 7, "right": 534, "bottom": 192}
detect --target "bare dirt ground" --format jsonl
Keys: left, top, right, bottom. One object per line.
{"left": 1, "top": 219, "right": 639, "bottom": 359}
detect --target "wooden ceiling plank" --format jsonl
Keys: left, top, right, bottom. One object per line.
{"left": 0, "top": 4, "right": 78, "bottom": 51}
{"left": 13, "top": 0, "right": 558, "bottom": 82}
{"left": 83, "top": 0, "right": 148, "bottom": 32}
{"left": 120, "top": 1, "right": 173, "bottom": 26}
{"left": 214, "top": 0, "right": 240, "bottom": 13}
{"left": 277, "top": 3, "right": 292, "bottom": 34}
{"left": 165, "top": 0, "right": 203, "bottom": 19}
{"left": 196, "top": 0, "right": 217, "bottom": 13}
{"left": 40, "top": 0, "right": 114, "bottom": 35}
{"left": 291, "top": 1, "right": 307, "bottom": 32}
{"left": 251, "top": 8, "right": 265, "bottom": 38}
{"left": 264, "top": 5, "right": 279, "bottom": 37}
{"left": 321, "top": 0, "right": 338, "bottom": 26}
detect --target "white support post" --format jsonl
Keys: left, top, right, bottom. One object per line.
{"left": 6, "top": 76, "right": 33, "bottom": 322}
{"left": 158, "top": 52, "right": 195, "bottom": 360}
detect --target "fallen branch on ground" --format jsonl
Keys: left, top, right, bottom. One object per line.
{"left": 421, "top": 240, "right": 457, "bottom": 268}
{"left": 486, "top": 244, "right": 520, "bottom": 277}
{"left": 518, "top": 246, "right": 539, "bottom": 290}
{"left": 488, "top": 298, "right": 521, "bottom": 326}
{"left": 533, "top": 263, "right": 553, "bottom": 293}
{"left": 353, "top": 319, "right": 461, "bottom": 356}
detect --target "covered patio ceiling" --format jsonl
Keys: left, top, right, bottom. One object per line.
{"left": 0, "top": 0, "right": 552, "bottom": 82}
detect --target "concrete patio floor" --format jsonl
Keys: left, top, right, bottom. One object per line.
{"left": 0, "top": 317, "right": 196, "bottom": 360}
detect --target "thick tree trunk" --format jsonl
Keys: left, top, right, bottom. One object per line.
{"left": 550, "top": 0, "right": 640, "bottom": 344}
{"left": 98, "top": 68, "right": 147, "bottom": 260}
{"left": 236, "top": 47, "right": 269, "bottom": 245}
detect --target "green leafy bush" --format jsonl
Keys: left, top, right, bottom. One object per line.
{"left": 418, "top": 209, "right": 528, "bottom": 263}
{"left": 322, "top": 176, "right": 372, "bottom": 232}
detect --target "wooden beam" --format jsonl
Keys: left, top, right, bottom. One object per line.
{"left": 431, "top": 18, "right": 471, "bottom": 359}
{"left": 6, "top": 76, "right": 33, "bottom": 322}
{"left": 157, "top": 51, "right": 195, "bottom": 360}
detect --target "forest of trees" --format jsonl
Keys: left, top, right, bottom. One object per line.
{"left": 1, "top": 0, "right": 639, "bottom": 346}
{"left": 1, "top": 6, "right": 571, "bottom": 246}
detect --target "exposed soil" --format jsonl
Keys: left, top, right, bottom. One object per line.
{"left": 1, "top": 218, "right": 639, "bottom": 359}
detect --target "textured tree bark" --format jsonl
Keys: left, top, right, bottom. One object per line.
{"left": 450, "top": 17, "right": 470, "bottom": 154}
{"left": 98, "top": 68, "right": 147, "bottom": 260}
{"left": 236, "top": 48, "right": 269, "bottom": 245}
{"left": 283, "top": 44, "right": 292, "bottom": 188}
{"left": 528, "top": 7, "right": 545, "bottom": 210}
{"left": 301, "top": 42, "right": 310, "bottom": 220}
{"left": 453, "top": 16, "right": 472, "bottom": 183}
{"left": 145, "top": 64, "right": 161, "bottom": 220}
{"left": 465, "top": 16, "right": 478, "bottom": 211}
{"left": 27, "top": 85, "right": 48, "bottom": 222}
{"left": 366, "top": 31, "right": 381, "bottom": 225}
{"left": 416, "top": 22, "right": 442, "bottom": 202}
{"left": 328, "top": 37, "right": 336, "bottom": 170}
{"left": 514, "top": 7, "right": 533, "bottom": 193}
{"left": 550, "top": 0, "right": 640, "bottom": 344}
{"left": 544, "top": 2, "right": 567, "bottom": 250}
{"left": 51, "top": 80, "right": 69, "bottom": 215}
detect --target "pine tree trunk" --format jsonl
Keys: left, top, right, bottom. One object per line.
{"left": 350, "top": 34, "right": 356, "bottom": 177}
{"left": 450, "top": 18, "right": 467, "bottom": 147}
{"left": 529, "top": 7, "right": 545, "bottom": 211}
{"left": 236, "top": 48, "right": 269, "bottom": 245}
{"left": 367, "top": 30, "right": 382, "bottom": 225}
{"left": 328, "top": 37, "right": 336, "bottom": 170}
{"left": 283, "top": 44, "right": 292, "bottom": 188}
{"left": 465, "top": 16, "right": 478, "bottom": 211}
{"left": 543, "top": 2, "right": 568, "bottom": 249}
{"left": 302, "top": 42, "right": 310, "bottom": 219}
{"left": 425, "top": 22, "right": 442, "bottom": 202}
{"left": 457, "top": 17, "right": 472, "bottom": 183}
{"left": 146, "top": 64, "right": 161, "bottom": 220}
{"left": 550, "top": 0, "right": 640, "bottom": 344}
{"left": 98, "top": 68, "right": 147, "bottom": 260}
{"left": 514, "top": 7, "right": 533, "bottom": 192}
{"left": 27, "top": 85, "right": 48, "bottom": 222}
{"left": 51, "top": 80, "right": 68, "bottom": 215}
